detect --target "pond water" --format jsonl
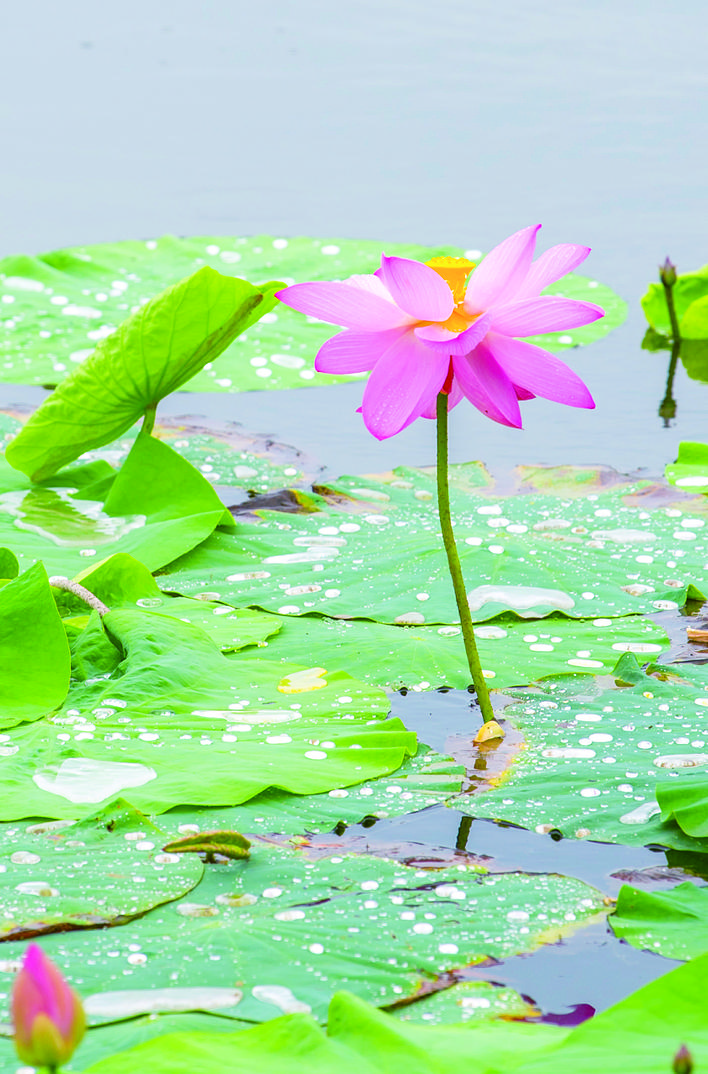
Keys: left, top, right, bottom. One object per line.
{"left": 2, "top": 0, "right": 708, "bottom": 477}
{"left": 2, "top": 0, "right": 708, "bottom": 1029}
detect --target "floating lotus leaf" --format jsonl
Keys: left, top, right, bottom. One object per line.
{"left": 610, "top": 881, "right": 708, "bottom": 960}
{"left": 454, "top": 658, "right": 708, "bottom": 851}
{"left": 0, "top": 801, "right": 202, "bottom": 939}
{"left": 666, "top": 441, "right": 708, "bottom": 494}
{"left": 161, "top": 743, "right": 466, "bottom": 838}
{"left": 0, "top": 235, "right": 626, "bottom": 390}
{"left": 656, "top": 775, "right": 708, "bottom": 837}
{"left": 0, "top": 609, "right": 414, "bottom": 820}
{"left": 244, "top": 610, "right": 668, "bottom": 692}
{"left": 160, "top": 464, "right": 707, "bottom": 624}
{"left": 390, "top": 980, "right": 538, "bottom": 1024}
{"left": 0, "top": 840, "right": 605, "bottom": 1029}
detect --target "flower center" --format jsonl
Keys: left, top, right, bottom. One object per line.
{"left": 425, "top": 256, "right": 476, "bottom": 305}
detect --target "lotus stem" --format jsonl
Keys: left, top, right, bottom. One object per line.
{"left": 660, "top": 260, "right": 681, "bottom": 345}
{"left": 435, "top": 392, "right": 497, "bottom": 726}
{"left": 142, "top": 402, "right": 157, "bottom": 437}
{"left": 48, "top": 577, "right": 109, "bottom": 617}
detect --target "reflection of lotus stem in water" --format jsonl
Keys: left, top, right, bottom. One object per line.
{"left": 658, "top": 260, "right": 681, "bottom": 426}
{"left": 436, "top": 392, "right": 499, "bottom": 734}
{"left": 658, "top": 339, "right": 680, "bottom": 426}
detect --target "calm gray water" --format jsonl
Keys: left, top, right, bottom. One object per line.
{"left": 2, "top": 0, "right": 708, "bottom": 475}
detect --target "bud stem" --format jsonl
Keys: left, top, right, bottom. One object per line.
{"left": 435, "top": 392, "right": 497, "bottom": 726}
{"left": 661, "top": 265, "right": 681, "bottom": 345}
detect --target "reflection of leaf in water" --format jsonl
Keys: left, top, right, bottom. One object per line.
{"left": 4, "top": 486, "right": 145, "bottom": 547}
{"left": 641, "top": 327, "right": 671, "bottom": 352}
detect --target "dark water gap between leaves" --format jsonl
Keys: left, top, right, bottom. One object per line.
{"left": 301, "top": 686, "right": 703, "bottom": 1022}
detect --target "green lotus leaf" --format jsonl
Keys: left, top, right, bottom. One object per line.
{"left": 0, "top": 434, "right": 230, "bottom": 578}
{"left": 240, "top": 609, "right": 668, "bottom": 693}
{"left": 610, "top": 881, "right": 708, "bottom": 960}
{"left": 161, "top": 463, "right": 707, "bottom": 624}
{"left": 0, "top": 235, "right": 627, "bottom": 392}
{"left": 514, "top": 954, "right": 708, "bottom": 1073}
{"left": 0, "top": 840, "right": 604, "bottom": 1030}
{"left": 5, "top": 266, "right": 280, "bottom": 481}
{"left": 666, "top": 441, "right": 708, "bottom": 494}
{"left": 0, "top": 801, "right": 202, "bottom": 939}
{"left": 454, "top": 658, "right": 708, "bottom": 851}
{"left": 0, "top": 561, "right": 70, "bottom": 725}
{"left": 641, "top": 265, "right": 708, "bottom": 336}
{"left": 0, "top": 609, "right": 412, "bottom": 819}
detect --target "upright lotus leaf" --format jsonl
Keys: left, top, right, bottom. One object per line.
{"left": 0, "top": 547, "right": 18, "bottom": 578}
{"left": 69, "top": 552, "right": 161, "bottom": 607}
{"left": 609, "top": 881, "right": 708, "bottom": 960}
{"left": 99, "top": 432, "right": 233, "bottom": 565}
{"left": 5, "top": 1013, "right": 252, "bottom": 1074}
{"left": 656, "top": 776, "right": 708, "bottom": 837}
{"left": 666, "top": 441, "right": 708, "bottom": 493}
{"left": 514, "top": 953, "right": 708, "bottom": 1074}
{"left": 454, "top": 658, "right": 708, "bottom": 852}
{"left": 642, "top": 264, "right": 708, "bottom": 337}
{"left": 0, "top": 841, "right": 605, "bottom": 1030}
{"left": 58, "top": 553, "right": 280, "bottom": 653}
{"left": 161, "top": 464, "right": 707, "bottom": 624}
{"left": 68, "top": 610, "right": 122, "bottom": 682}
{"left": 0, "top": 609, "right": 417, "bottom": 819}
{"left": 0, "top": 235, "right": 626, "bottom": 390}
{"left": 0, "top": 801, "right": 202, "bottom": 939}
{"left": 76, "top": 997, "right": 564, "bottom": 1074}
{"left": 0, "top": 561, "right": 70, "bottom": 725}
{"left": 5, "top": 266, "right": 280, "bottom": 481}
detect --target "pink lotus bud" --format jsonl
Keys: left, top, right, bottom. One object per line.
{"left": 12, "top": 944, "right": 85, "bottom": 1070}
{"left": 660, "top": 257, "right": 678, "bottom": 288}
{"left": 673, "top": 1044, "right": 693, "bottom": 1073}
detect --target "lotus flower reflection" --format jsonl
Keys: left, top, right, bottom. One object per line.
{"left": 277, "top": 225, "right": 604, "bottom": 439}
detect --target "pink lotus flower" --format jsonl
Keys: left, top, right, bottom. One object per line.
{"left": 276, "top": 225, "right": 604, "bottom": 439}
{"left": 12, "top": 944, "right": 85, "bottom": 1069}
